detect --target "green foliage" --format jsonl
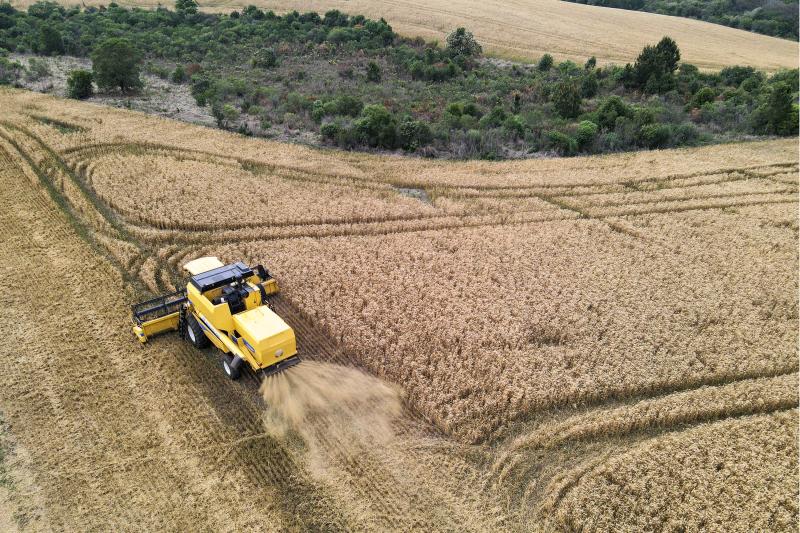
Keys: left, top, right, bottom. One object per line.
{"left": 576, "top": 120, "right": 598, "bottom": 148}
{"left": 398, "top": 117, "right": 432, "bottom": 150}
{"left": 175, "top": 0, "right": 198, "bottom": 15}
{"left": 751, "top": 82, "right": 798, "bottom": 135}
{"left": 580, "top": 73, "right": 598, "bottom": 98}
{"left": 597, "top": 96, "right": 633, "bottom": 129}
{"left": 171, "top": 65, "right": 187, "bottom": 83}
{"left": 354, "top": 104, "right": 397, "bottom": 148}
{"left": 638, "top": 123, "right": 672, "bottom": 148}
{"left": 251, "top": 48, "right": 278, "bottom": 69}
{"left": 689, "top": 87, "right": 715, "bottom": 109}
{"left": 91, "top": 38, "right": 142, "bottom": 92}
{"left": 366, "top": 61, "right": 381, "bottom": 82}
{"left": 537, "top": 54, "right": 553, "bottom": 72}
{"left": 546, "top": 131, "right": 577, "bottom": 155}
{"left": 720, "top": 66, "right": 761, "bottom": 87}
{"left": 478, "top": 106, "right": 507, "bottom": 128}
{"left": 625, "top": 36, "right": 680, "bottom": 94}
{"left": 445, "top": 27, "right": 482, "bottom": 64}
{"left": 39, "top": 24, "right": 63, "bottom": 55}
{"left": 0, "top": 54, "right": 21, "bottom": 85}
{"left": 66, "top": 69, "right": 93, "bottom": 99}
{"left": 502, "top": 115, "right": 525, "bottom": 139}
{"left": 563, "top": 0, "right": 798, "bottom": 40}
{"left": 3, "top": 3, "right": 793, "bottom": 159}
{"left": 25, "top": 57, "right": 49, "bottom": 81}
{"left": 552, "top": 79, "right": 582, "bottom": 118}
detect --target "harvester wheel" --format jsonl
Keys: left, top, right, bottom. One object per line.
{"left": 185, "top": 314, "right": 210, "bottom": 349}
{"left": 222, "top": 355, "right": 241, "bottom": 380}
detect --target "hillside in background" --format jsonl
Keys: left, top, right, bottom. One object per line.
{"left": 563, "top": 0, "right": 799, "bottom": 40}
{"left": 7, "top": 0, "right": 799, "bottom": 70}
{"left": 2, "top": 3, "right": 797, "bottom": 160}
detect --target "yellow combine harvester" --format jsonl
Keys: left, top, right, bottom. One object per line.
{"left": 131, "top": 257, "right": 299, "bottom": 379}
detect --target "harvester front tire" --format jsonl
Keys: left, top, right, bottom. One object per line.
{"left": 186, "top": 314, "right": 210, "bottom": 349}
{"left": 222, "top": 355, "right": 241, "bottom": 380}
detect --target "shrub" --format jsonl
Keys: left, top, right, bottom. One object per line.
{"left": 39, "top": 25, "right": 64, "bottom": 56}
{"left": 720, "top": 65, "right": 760, "bottom": 87}
{"left": 576, "top": 120, "right": 598, "bottom": 149}
{"left": 478, "top": 106, "right": 506, "bottom": 129}
{"left": 689, "top": 87, "right": 715, "bottom": 109}
{"left": 597, "top": 96, "right": 633, "bottom": 130}
{"left": 751, "top": 82, "right": 797, "bottom": 136}
{"left": 66, "top": 69, "right": 93, "bottom": 99}
{"left": 25, "top": 57, "right": 50, "bottom": 81}
{"left": 171, "top": 65, "right": 187, "bottom": 83}
{"left": 175, "top": 0, "right": 198, "bottom": 15}
{"left": 552, "top": 80, "right": 582, "bottom": 118}
{"left": 546, "top": 130, "right": 577, "bottom": 155}
{"left": 503, "top": 115, "right": 525, "bottom": 139}
{"left": 445, "top": 27, "right": 482, "bottom": 64}
{"left": 0, "top": 55, "right": 22, "bottom": 85}
{"left": 366, "top": 61, "right": 381, "bottom": 82}
{"left": 354, "top": 104, "right": 397, "bottom": 148}
{"left": 638, "top": 123, "right": 671, "bottom": 148}
{"left": 91, "top": 38, "right": 142, "bottom": 92}
{"left": 584, "top": 56, "right": 596, "bottom": 70}
{"left": 580, "top": 74, "right": 598, "bottom": 98}
{"left": 537, "top": 54, "right": 553, "bottom": 72}
{"left": 320, "top": 121, "right": 341, "bottom": 140}
{"left": 398, "top": 118, "right": 432, "bottom": 150}
{"left": 252, "top": 48, "right": 278, "bottom": 68}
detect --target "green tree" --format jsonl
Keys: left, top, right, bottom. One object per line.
{"left": 576, "top": 120, "right": 598, "bottom": 149}
{"left": 366, "top": 61, "right": 381, "bottom": 82}
{"left": 91, "top": 38, "right": 142, "bottom": 92}
{"left": 552, "top": 79, "right": 581, "bottom": 118}
{"left": 398, "top": 117, "right": 432, "bottom": 150}
{"left": 39, "top": 25, "right": 64, "bottom": 55}
{"left": 537, "top": 54, "right": 553, "bottom": 72}
{"left": 627, "top": 36, "right": 680, "bottom": 93}
{"left": 175, "top": 0, "right": 198, "bottom": 15}
{"left": 354, "top": 104, "right": 397, "bottom": 148}
{"left": 597, "top": 96, "right": 633, "bottom": 129}
{"left": 66, "top": 69, "right": 93, "bottom": 99}
{"left": 751, "top": 82, "right": 797, "bottom": 135}
{"left": 445, "top": 27, "right": 482, "bottom": 59}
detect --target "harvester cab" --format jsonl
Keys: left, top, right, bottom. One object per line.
{"left": 131, "top": 257, "right": 300, "bottom": 380}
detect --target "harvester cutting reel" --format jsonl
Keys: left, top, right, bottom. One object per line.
{"left": 131, "top": 257, "right": 300, "bottom": 380}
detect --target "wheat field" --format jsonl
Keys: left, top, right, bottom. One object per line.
{"left": 10, "top": 0, "right": 798, "bottom": 70}
{"left": 0, "top": 87, "right": 797, "bottom": 530}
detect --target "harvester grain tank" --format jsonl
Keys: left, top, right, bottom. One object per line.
{"left": 131, "top": 257, "right": 299, "bottom": 379}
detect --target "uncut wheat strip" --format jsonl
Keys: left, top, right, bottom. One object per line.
{"left": 546, "top": 409, "right": 798, "bottom": 531}
{"left": 564, "top": 178, "right": 795, "bottom": 209}
{"left": 492, "top": 372, "right": 799, "bottom": 484}
{"left": 583, "top": 193, "right": 797, "bottom": 218}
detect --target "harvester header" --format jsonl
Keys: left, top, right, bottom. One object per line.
{"left": 132, "top": 257, "right": 299, "bottom": 379}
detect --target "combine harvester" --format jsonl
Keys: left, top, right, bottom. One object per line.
{"left": 131, "top": 257, "right": 299, "bottom": 379}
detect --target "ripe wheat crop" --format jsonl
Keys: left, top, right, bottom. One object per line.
{"left": 547, "top": 409, "right": 798, "bottom": 532}
{"left": 1, "top": 88, "right": 797, "bottom": 531}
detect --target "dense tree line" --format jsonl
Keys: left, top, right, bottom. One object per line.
{"left": 0, "top": 1, "right": 796, "bottom": 158}
{"left": 563, "top": 0, "right": 798, "bottom": 40}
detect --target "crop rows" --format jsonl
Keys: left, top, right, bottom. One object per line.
{"left": 0, "top": 88, "right": 797, "bottom": 530}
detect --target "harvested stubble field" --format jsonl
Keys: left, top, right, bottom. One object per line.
{"left": 0, "top": 87, "right": 797, "bottom": 531}
{"left": 11, "top": 0, "right": 798, "bottom": 71}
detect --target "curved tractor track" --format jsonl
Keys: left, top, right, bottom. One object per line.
{"left": 0, "top": 96, "right": 797, "bottom": 532}
{"left": 0, "top": 118, "right": 511, "bottom": 531}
